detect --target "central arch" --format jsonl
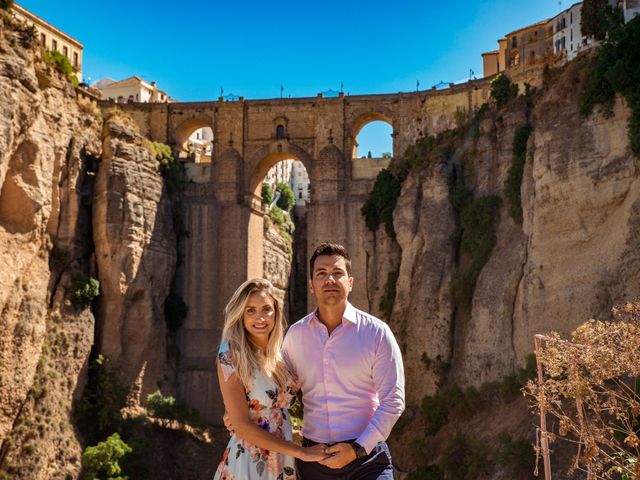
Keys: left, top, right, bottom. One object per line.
{"left": 245, "top": 142, "right": 315, "bottom": 283}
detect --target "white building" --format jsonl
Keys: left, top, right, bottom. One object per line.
{"left": 624, "top": 0, "right": 640, "bottom": 22}
{"left": 264, "top": 160, "right": 310, "bottom": 206}
{"left": 94, "top": 76, "right": 172, "bottom": 104}
{"left": 551, "top": 2, "right": 596, "bottom": 61}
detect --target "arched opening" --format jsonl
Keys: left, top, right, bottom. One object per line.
{"left": 351, "top": 113, "right": 393, "bottom": 180}
{"left": 248, "top": 152, "right": 312, "bottom": 323}
{"left": 175, "top": 119, "right": 214, "bottom": 163}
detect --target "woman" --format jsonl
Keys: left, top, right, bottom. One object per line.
{"left": 213, "top": 278, "right": 326, "bottom": 480}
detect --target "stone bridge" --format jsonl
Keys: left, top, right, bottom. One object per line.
{"left": 109, "top": 79, "right": 492, "bottom": 422}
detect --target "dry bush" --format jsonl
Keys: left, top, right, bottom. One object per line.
{"left": 527, "top": 301, "right": 640, "bottom": 478}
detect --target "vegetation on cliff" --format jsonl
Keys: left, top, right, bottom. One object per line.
{"left": 581, "top": 15, "right": 640, "bottom": 157}
{"left": 451, "top": 184, "right": 501, "bottom": 311}
{"left": 504, "top": 123, "right": 533, "bottom": 223}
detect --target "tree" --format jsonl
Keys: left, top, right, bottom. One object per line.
{"left": 490, "top": 73, "right": 517, "bottom": 108}
{"left": 81, "top": 433, "right": 132, "bottom": 480}
{"left": 382, "top": 152, "right": 392, "bottom": 158}
{"left": 276, "top": 182, "right": 295, "bottom": 212}
{"left": 367, "top": 151, "right": 373, "bottom": 158}
{"left": 581, "top": 0, "right": 613, "bottom": 40}
{"left": 261, "top": 182, "right": 274, "bottom": 205}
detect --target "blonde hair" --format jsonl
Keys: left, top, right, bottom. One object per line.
{"left": 221, "top": 278, "right": 289, "bottom": 391}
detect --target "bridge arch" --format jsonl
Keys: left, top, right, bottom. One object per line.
{"left": 349, "top": 109, "right": 395, "bottom": 179}
{"left": 171, "top": 115, "right": 214, "bottom": 161}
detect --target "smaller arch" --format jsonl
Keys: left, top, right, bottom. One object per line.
{"left": 173, "top": 116, "right": 214, "bottom": 163}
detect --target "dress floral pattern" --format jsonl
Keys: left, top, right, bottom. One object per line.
{"left": 214, "top": 343, "right": 297, "bottom": 480}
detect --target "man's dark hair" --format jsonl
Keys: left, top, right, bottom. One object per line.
{"left": 309, "top": 242, "right": 352, "bottom": 277}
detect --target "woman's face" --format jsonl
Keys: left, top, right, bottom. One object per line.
{"left": 243, "top": 290, "right": 276, "bottom": 348}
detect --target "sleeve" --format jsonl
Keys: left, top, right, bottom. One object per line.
{"left": 355, "top": 324, "right": 406, "bottom": 453}
{"left": 217, "top": 342, "right": 236, "bottom": 382}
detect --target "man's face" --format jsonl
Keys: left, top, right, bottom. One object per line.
{"left": 309, "top": 255, "right": 353, "bottom": 307}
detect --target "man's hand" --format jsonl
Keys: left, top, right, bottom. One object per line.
{"left": 319, "top": 442, "right": 357, "bottom": 469}
{"left": 223, "top": 412, "right": 235, "bottom": 435}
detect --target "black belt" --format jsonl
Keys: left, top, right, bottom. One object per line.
{"left": 302, "top": 436, "right": 357, "bottom": 447}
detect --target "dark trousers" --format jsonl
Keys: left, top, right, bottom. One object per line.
{"left": 296, "top": 438, "right": 394, "bottom": 480}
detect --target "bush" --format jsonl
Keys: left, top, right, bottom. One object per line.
{"left": 75, "top": 355, "right": 127, "bottom": 444}
{"left": 379, "top": 267, "right": 399, "bottom": 320}
{"left": 451, "top": 184, "right": 501, "bottom": 311}
{"left": 490, "top": 73, "right": 517, "bottom": 108}
{"left": 146, "top": 390, "right": 202, "bottom": 426}
{"left": 81, "top": 433, "right": 132, "bottom": 480}
{"left": 580, "top": 15, "right": 640, "bottom": 158}
{"left": 421, "top": 384, "right": 477, "bottom": 435}
{"left": 504, "top": 123, "right": 533, "bottom": 223}
{"left": 71, "top": 276, "right": 100, "bottom": 309}
{"left": 276, "top": 182, "right": 295, "bottom": 212}
{"left": 361, "top": 169, "right": 403, "bottom": 237}
{"left": 440, "top": 434, "right": 489, "bottom": 480}
{"left": 407, "top": 465, "right": 444, "bottom": 480}
{"left": 45, "top": 50, "right": 73, "bottom": 78}
{"left": 164, "top": 292, "right": 188, "bottom": 331}
{"left": 261, "top": 182, "right": 274, "bottom": 205}
{"left": 496, "top": 434, "right": 535, "bottom": 475}
{"left": 0, "top": 0, "right": 14, "bottom": 10}
{"left": 581, "top": 0, "right": 615, "bottom": 40}
{"left": 152, "top": 142, "right": 184, "bottom": 194}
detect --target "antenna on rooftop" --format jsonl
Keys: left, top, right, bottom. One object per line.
{"left": 416, "top": 80, "right": 420, "bottom": 91}
{"left": 220, "top": 87, "right": 224, "bottom": 97}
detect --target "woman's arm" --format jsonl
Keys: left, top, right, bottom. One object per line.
{"left": 217, "top": 360, "right": 326, "bottom": 462}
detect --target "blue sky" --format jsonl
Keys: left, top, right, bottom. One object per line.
{"left": 18, "top": 0, "right": 563, "bottom": 155}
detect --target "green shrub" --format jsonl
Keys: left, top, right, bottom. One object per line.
{"left": 440, "top": 434, "right": 489, "bottom": 480}
{"left": 152, "top": 142, "right": 185, "bottom": 194}
{"left": 580, "top": 16, "right": 640, "bottom": 157}
{"left": 289, "top": 391, "right": 304, "bottom": 431}
{"left": 261, "top": 182, "right": 274, "bottom": 205}
{"left": 379, "top": 267, "right": 399, "bottom": 320}
{"left": 71, "top": 276, "right": 100, "bottom": 309}
{"left": 0, "top": 0, "right": 14, "bottom": 10}
{"left": 490, "top": 73, "right": 517, "bottom": 108}
{"left": 164, "top": 292, "right": 188, "bottom": 331}
{"left": 45, "top": 50, "right": 73, "bottom": 77}
{"left": 146, "top": 390, "right": 202, "bottom": 426}
{"left": 504, "top": 123, "right": 533, "bottom": 223}
{"left": 81, "top": 433, "right": 132, "bottom": 480}
{"left": 276, "top": 182, "right": 295, "bottom": 212}
{"left": 361, "top": 168, "right": 403, "bottom": 237}
{"left": 496, "top": 434, "right": 535, "bottom": 475}
{"left": 407, "top": 465, "right": 444, "bottom": 480}
{"left": 75, "top": 355, "right": 127, "bottom": 444}
{"left": 421, "top": 384, "right": 475, "bottom": 435}
{"left": 581, "top": 0, "right": 616, "bottom": 40}
{"left": 451, "top": 184, "right": 501, "bottom": 311}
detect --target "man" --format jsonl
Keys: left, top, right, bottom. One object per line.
{"left": 282, "top": 242, "right": 405, "bottom": 479}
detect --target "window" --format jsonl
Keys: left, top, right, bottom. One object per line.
{"left": 73, "top": 52, "right": 78, "bottom": 68}
{"left": 299, "top": 192, "right": 302, "bottom": 199}
{"left": 276, "top": 124, "right": 285, "bottom": 139}
{"left": 52, "top": 39, "right": 57, "bottom": 51}
{"left": 511, "top": 36, "right": 518, "bottom": 48}
{"left": 63, "top": 46, "right": 68, "bottom": 57}
{"left": 570, "top": 12, "right": 573, "bottom": 24}
{"left": 41, "top": 33, "right": 46, "bottom": 46}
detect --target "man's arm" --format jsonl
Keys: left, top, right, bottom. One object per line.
{"left": 322, "top": 324, "right": 405, "bottom": 468}
{"left": 355, "top": 323, "right": 405, "bottom": 453}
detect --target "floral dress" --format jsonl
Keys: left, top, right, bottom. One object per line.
{"left": 214, "top": 343, "right": 296, "bottom": 480}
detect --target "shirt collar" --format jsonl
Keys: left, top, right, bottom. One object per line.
{"left": 312, "top": 302, "right": 358, "bottom": 325}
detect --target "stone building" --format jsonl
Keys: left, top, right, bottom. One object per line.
{"left": 11, "top": 3, "right": 83, "bottom": 81}
{"left": 264, "top": 159, "right": 310, "bottom": 206}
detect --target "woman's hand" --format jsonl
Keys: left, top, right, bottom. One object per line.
{"left": 298, "top": 443, "right": 331, "bottom": 462}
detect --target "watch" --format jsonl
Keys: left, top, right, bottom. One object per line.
{"left": 351, "top": 442, "right": 367, "bottom": 459}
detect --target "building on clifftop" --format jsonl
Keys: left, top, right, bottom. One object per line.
{"left": 11, "top": 3, "right": 83, "bottom": 81}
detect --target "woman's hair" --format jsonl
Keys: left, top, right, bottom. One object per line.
{"left": 221, "top": 278, "right": 289, "bottom": 390}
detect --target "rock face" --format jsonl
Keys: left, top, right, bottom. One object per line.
{"left": 93, "top": 113, "right": 177, "bottom": 396}
{"left": 0, "top": 20, "right": 101, "bottom": 478}
{"left": 262, "top": 217, "right": 292, "bottom": 309}
{"left": 367, "top": 65, "right": 640, "bottom": 406}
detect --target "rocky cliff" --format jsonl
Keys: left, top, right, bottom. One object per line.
{"left": 0, "top": 15, "right": 183, "bottom": 478}
{"left": 0, "top": 17, "right": 102, "bottom": 478}
{"left": 366, "top": 56, "right": 640, "bottom": 414}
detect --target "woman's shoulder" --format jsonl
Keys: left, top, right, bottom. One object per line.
{"left": 217, "top": 341, "right": 236, "bottom": 381}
